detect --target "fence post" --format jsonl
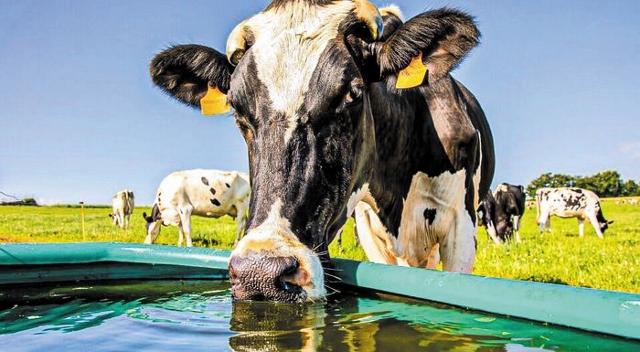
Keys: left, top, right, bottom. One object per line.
{"left": 80, "top": 202, "right": 86, "bottom": 241}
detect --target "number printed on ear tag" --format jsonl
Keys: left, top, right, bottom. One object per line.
{"left": 200, "top": 86, "right": 231, "bottom": 116}
{"left": 395, "top": 52, "right": 428, "bottom": 89}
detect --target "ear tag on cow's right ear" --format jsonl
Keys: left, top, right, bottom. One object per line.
{"left": 395, "top": 52, "right": 428, "bottom": 89}
{"left": 200, "top": 86, "right": 231, "bottom": 116}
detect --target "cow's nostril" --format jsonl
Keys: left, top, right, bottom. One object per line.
{"left": 278, "top": 258, "right": 309, "bottom": 293}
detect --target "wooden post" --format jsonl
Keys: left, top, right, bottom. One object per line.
{"left": 79, "top": 202, "right": 86, "bottom": 241}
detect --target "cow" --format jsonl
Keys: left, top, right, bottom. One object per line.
{"left": 149, "top": 0, "right": 494, "bottom": 302}
{"left": 536, "top": 188, "right": 613, "bottom": 238}
{"left": 143, "top": 169, "right": 251, "bottom": 247}
{"left": 477, "top": 183, "right": 526, "bottom": 244}
{"left": 109, "top": 190, "right": 134, "bottom": 229}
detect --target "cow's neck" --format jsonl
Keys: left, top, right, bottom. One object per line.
{"left": 365, "top": 77, "right": 464, "bottom": 238}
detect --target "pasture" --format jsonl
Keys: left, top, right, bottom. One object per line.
{"left": 0, "top": 200, "right": 638, "bottom": 294}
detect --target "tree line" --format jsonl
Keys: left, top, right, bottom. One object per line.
{"left": 526, "top": 171, "right": 639, "bottom": 198}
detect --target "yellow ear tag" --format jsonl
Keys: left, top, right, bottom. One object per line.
{"left": 395, "top": 52, "right": 428, "bottom": 89}
{"left": 200, "top": 86, "right": 231, "bottom": 116}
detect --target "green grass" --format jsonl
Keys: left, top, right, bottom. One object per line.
{"left": 1, "top": 201, "right": 638, "bottom": 293}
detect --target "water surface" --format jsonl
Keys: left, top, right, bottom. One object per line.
{"left": 0, "top": 281, "right": 637, "bottom": 351}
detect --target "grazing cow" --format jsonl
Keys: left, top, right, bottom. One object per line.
{"left": 109, "top": 190, "right": 134, "bottom": 229}
{"left": 477, "top": 183, "right": 526, "bottom": 244}
{"left": 150, "top": 1, "right": 494, "bottom": 302}
{"left": 143, "top": 169, "right": 250, "bottom": 247}
{"left": 536, "top": 188, "right": 613, "bottom": 238}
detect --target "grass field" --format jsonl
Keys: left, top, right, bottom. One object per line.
{"left": 0, "top": 200, "right": 638, "bottom": 293}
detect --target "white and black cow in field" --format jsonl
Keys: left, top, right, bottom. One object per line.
{"left": 110, "top": 190, "right": 134, "bottom": 229}
{"left": 536, "top": 188, "right": 612, "bottom": 239}
{"left": 143, "top": 169, "right": 251, "bottom": 247}
{"left": 477, "top": 183, "right": 526, "bottom": 244}
{"left": 150, "top": 0, "right": 494, "bottom": 302}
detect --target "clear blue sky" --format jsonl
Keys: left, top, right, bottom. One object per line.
{"left": 1, "top": 0, "right": 639, "bottom": 205}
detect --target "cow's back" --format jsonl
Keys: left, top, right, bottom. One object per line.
{"left": 155, "top": 169, "right": 250, "bottom": 224}
{"left": 538, "top": 188, "right": 599, "bottom": 218}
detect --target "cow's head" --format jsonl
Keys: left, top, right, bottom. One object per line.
{"left": 150, "top": 0, "right": 479, "bottom": 302}
{"left": 142, "top": 204, "right": 162, "bottom": 236}
{"left": 596, "top": 209, "right": 614, "bottom": 234}
{"left": 478, "top": 192, "right": 513, "bottom": 243}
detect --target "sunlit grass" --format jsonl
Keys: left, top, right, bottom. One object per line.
{"left": 0, "top": 199, "right": 638, "bottom": 293}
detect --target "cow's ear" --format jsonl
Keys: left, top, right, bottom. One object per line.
{"left": 375, "top": 8, "right": 480, "bottom": 88}
{"left": 150, "top": 45, "right": 234, "bottom": 114}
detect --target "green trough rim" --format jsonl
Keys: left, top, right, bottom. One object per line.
{"left": 0, "top": 242, "right": 638, "bottom": 340}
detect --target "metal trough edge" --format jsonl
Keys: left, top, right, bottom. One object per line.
{"left": 0, "top": 242, "right": 638, "bottom": 340}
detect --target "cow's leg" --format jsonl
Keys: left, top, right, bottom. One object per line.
{"left": 440, "top": 210, "right": 476, "bottom": 273}
{"left": 538, "top": 210, "right": 551, "bottom": 233}
{"left": 179, "top": 209, "right": 193, "bottom": 247}
{"left": 513, "top": 215, "right": 522, "bottom": 243}
{"left": 586, "top": 213, "right": 604, "bottom": 239}
{"left": 578, "top": 218, "right": 585, "bottom": 238}
{"left": 119, "top": 214, "right": 124, "bottom": 228}
{"left": 426, "top": 244, "right": 440, "bottom": 269}
{"left": 234, "top": 211, "right": 247, "bottom": 247}
{"left": 177, "top": 225, "right": 185, "bottom": 247}
{"left": 486, "top": 221, "right": 503, "bottom": 244}
{"left": 354, "top": 203, "right": 397, "bottom": 265}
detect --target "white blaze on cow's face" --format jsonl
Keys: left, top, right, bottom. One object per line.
{"left": 225, "top": 0, "right": 382, "bottom": 302}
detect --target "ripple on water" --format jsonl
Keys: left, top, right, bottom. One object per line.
{"left": 0, "top": 280, "right": 638, "bottom": 352}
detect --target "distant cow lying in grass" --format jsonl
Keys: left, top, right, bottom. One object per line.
{"left": 143, "top": 169, "right": 250, "bottom": 247}
{"left": 109, "top": 190, "right": 134, "bottom": 229}
{"left": 536, "top": 187, "right": 613, "bottom": 238}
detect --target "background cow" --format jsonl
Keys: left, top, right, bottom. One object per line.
{"left": 109, "top": 190, "right": 134, "bottom": 229}
{"left": 477, "top": 183, "right": 526, "bottom": 244}
{"left": 536, "top": 187, "right": 612, "bottom": 238}
{"left": 143, "top": 169, "right": 250, "bottom": 247}
{"left": 150, "top": 1, "right": 494, "bottom": 301}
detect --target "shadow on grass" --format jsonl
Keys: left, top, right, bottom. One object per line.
{"left": 521, "top": 276, "right": 570, "bottom": 286}
{"left": 192, "top": 236, "right": 221, "bottom": 248}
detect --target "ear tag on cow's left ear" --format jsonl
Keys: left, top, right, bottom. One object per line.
{"left": 200, "top": 86, "right": 231, "bottom": 116}
{"left": 395, "top": 52, "right": 428, "bottom": 89}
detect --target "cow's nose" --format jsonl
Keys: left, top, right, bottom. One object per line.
{"left": 228, "top": 255, "right": 308, "bottom": 302}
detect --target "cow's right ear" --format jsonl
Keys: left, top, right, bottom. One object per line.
{"left": 374, "top": 8, "right": 480, "bottom": 88}
{"left": 150, "top": 45, "right": 234, "bottom": 113}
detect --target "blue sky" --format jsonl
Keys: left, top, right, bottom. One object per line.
{"left": 1, "top": 0, "right": 639, "bottom": 205}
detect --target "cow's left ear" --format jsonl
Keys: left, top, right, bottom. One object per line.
{"left": 374, "top": 8, "right": 480, "bottom": 88}
{"left": 150, "top": 45, "right": 234, "bottom": 115}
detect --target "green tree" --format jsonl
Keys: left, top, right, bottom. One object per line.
{"left": 575, "top": 170, "right": 622, "bottom": 197}
{"left": 621, "top": 180, "right": 640, "bottom": 196}
{"left": 527, "top": 170, "right": 634, "bottom": 198}
{"left": 526, "top": 173, "right": 575, "bottom": 198}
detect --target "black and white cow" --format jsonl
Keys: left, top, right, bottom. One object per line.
{"left": 150, "top": 0, "right": 494, "bottom": 302}
{"left": 109, "top": 190, "right": 134, "bottom": 229}
{"left": 536, "top": 187, "right": 613, "bottom": 238}
{"left": 477, "top": 183, "right": 526, "bottom": 244}
{"left": 143, "top": 169, "right": 250, "bottom": 247}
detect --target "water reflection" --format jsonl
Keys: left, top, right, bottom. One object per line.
{"left": 228, "top": 293, "right": 513, "bottom": 352}
{"left": 0, "top": 281, "right": 638, "bottom": 351}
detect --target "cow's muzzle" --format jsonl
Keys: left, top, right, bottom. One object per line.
{"left": 229, "top": 254, "right": 310, "bottom": 302}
